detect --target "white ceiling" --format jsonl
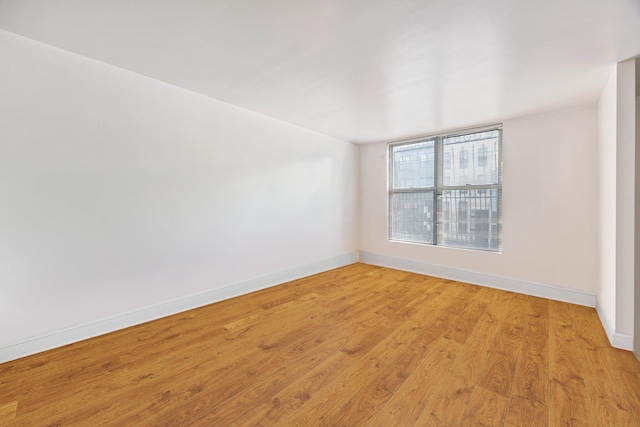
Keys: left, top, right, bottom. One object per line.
{"left": 1, "top": 0, "right": 639, "bottom": 143}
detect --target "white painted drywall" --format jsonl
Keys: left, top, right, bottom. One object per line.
{"left": 635, "top": 93, "right": 640, "bottom": 357}
{"left": 0, "top": 31, "right": 358, "bottom": 347}
{"left": 598, "top": 67, "right": 618, "bottom": 329}
{"left": 615, "top": 58, "right": 636, "bottom": 338}
{"left": 359, "top": 105, "right": 599, "bottom": 293}
{"left": 595, "top": 59, "right": 637, "bottom": 349}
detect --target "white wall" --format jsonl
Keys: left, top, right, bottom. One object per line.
{"left": 598, "top": 67, "right": 618, "bottom": 328}
{"left": 635, "top": 93, "right": 640, "bottom": 357}
{"left": 596, "top": 60, "right": 637, "bottom": 350}
{"left": 615, "top": 58, "right": 636, "bottom": 338}
{"left": 0, "top": 31, "right": 358, "bottom": 348}
{"left": 360, "top": 105, "right": 599, "bottom": 295}
{"left": 597, "top": 59, "right": 638, "bottom": 349}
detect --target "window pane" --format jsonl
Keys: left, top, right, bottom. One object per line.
{"left": 442, "top": 130, "right": 499, "bottom": 186}
{"left": 437, "top": 189, "right": 501, "bottom": 251}
{"left": 390, "top": 191, "right": 434, "bottom": 244}
{"left": 391, "top": 140, "right": 435, "bottom": 189}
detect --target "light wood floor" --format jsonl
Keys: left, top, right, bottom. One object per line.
{"left": 2, "top": 263, "right": 640, "bottom": 426}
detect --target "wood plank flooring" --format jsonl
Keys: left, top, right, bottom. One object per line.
{"left": 1, "top": 263, "right": 640, "bottom": 426}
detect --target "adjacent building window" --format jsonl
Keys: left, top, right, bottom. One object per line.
{"left": 388, "top": 126, "right": 502, "bottom": 252}
{"left": 478, "top": 145, "right": 488, "bottom": 167}
{"left": 459, "top": 147, "right": 469, "bottom": 169}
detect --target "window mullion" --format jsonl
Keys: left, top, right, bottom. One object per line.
{"left": 433, "top": 136, "right": 442, "bottom": 246}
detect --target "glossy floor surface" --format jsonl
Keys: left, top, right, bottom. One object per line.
{"left": 1, "top": 263, "right": 640, "bottom": 426}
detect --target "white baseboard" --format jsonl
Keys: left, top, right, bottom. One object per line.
{"left": 359, "top": 251, "right": 596, "bottom": 307}
{"left": 0, "top": 251, "right": 359, "bottom": 364}
{"left": 595, "top": 298, "right": 634, "bottom": 351}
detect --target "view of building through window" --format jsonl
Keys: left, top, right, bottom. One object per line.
{"left": 389, "top": 128, "right": 502, "bottom": 252}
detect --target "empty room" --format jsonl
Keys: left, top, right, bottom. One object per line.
{"left": 1, "top": 0, "right": 640, "bottom": 425}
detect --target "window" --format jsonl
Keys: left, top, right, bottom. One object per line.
{"left": 388, "top": 126, "right": 502, "bottom": 252}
